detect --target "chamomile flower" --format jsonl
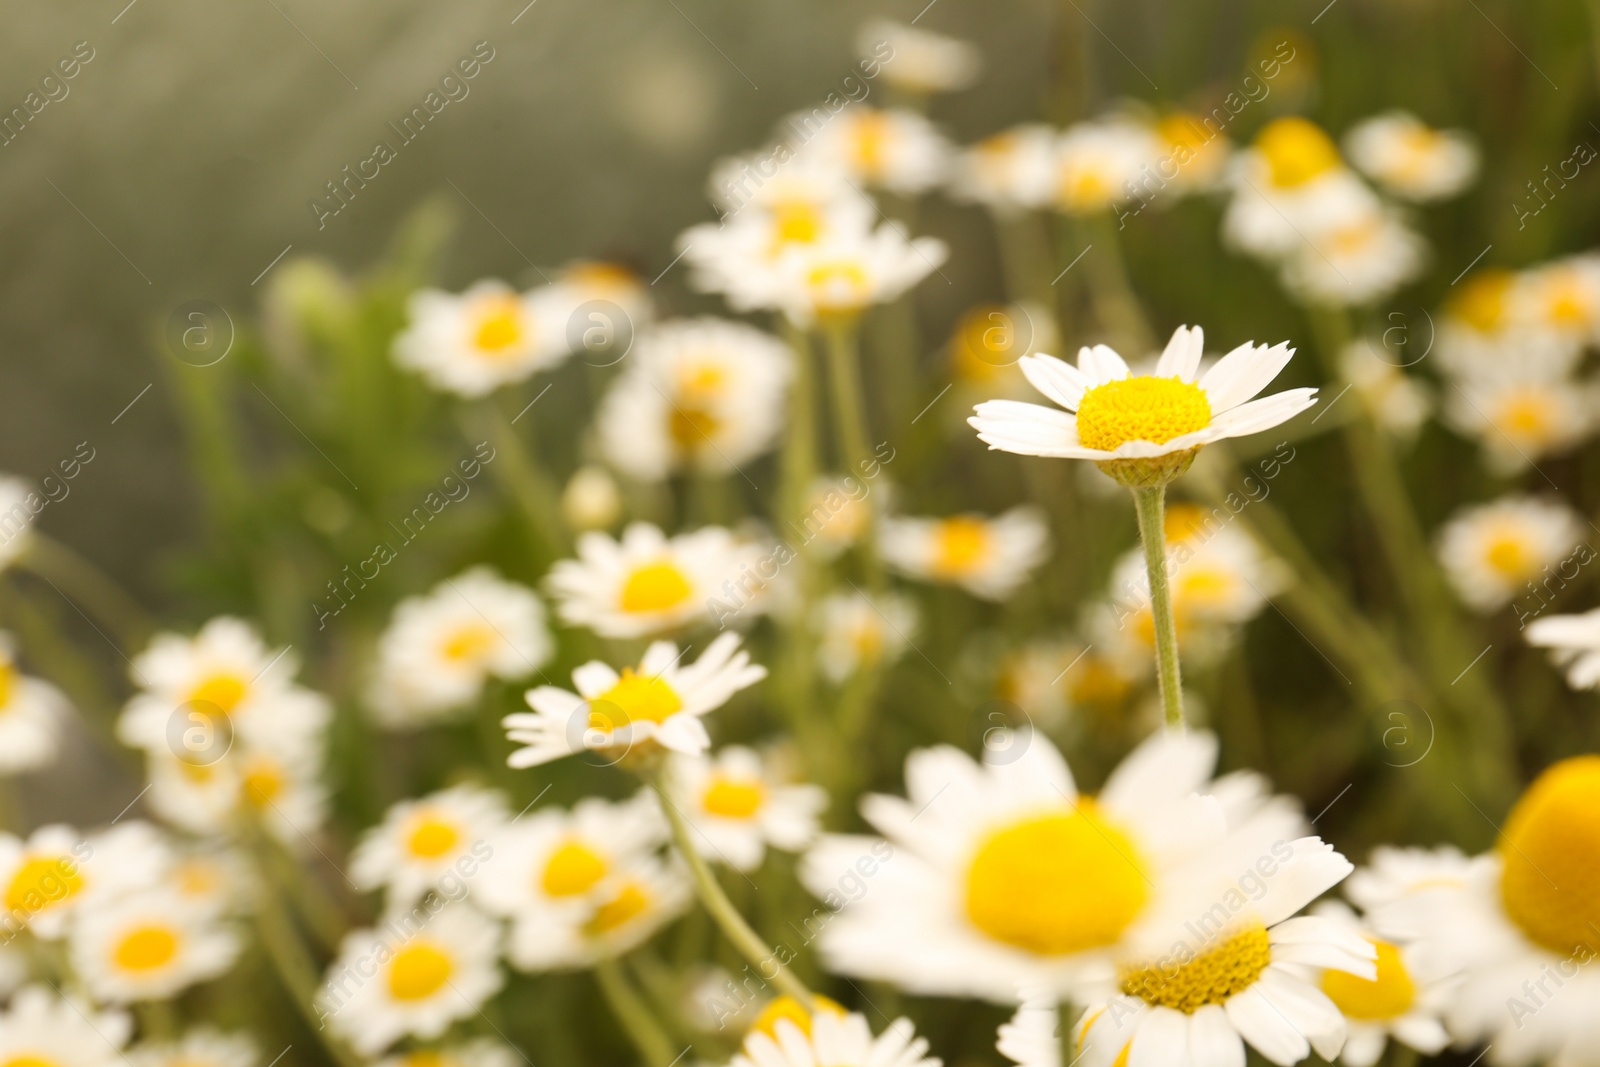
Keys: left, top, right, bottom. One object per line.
{"left": 0, "top": 986, "right": 131, "bottom": 1067}
{"left": 800, "top": 729, "right": 1326, "bottom": 1001}
{"left": 947, "top": 303, "right": 1055, "bottom": 402}
{"left": 140, "top": 735, "right": 329, "bottom": 845}
{"left": 1278, "top": 205, "right": 1426, "bottom": 307}
{"left": 667, "top": 746, "right": 826, "bottom": 870}
{"left": 392, "top": 280, "right": 569, "bottom": 397}
{"left": 1345, "top": 845, "right": 1475, "bottom": 928}
{"left": 128, "top": 1029, "right": 257, "bottom": 1067}
{"left": 1444, "top": 359, "right": 1598, "bottom": 472}
{"left": 352, "top": 784, "right": 508, "bottom": 905}
{"left": 996, "top": 636, "right": 1132, "bottom": 726}
{"left": 0, "top": 476, "right": 37, "bottom": 569}
{"left": 504, "top": 632, "right": 766, "bottom": 767}
{"left": 501, "top": 854, "right": 688, "bottom": 970}
{"left": 546, "top": 523, "right": 758, "bottom": 638}
{"left": 773, "top": 224, "right": 948, "bottom": 326}
{"left": 950, "top": 125, "right": 1059, "bottom": 211}
{"left": 1340, "top": 340, "right": 1432, "bottom": 438}
{"left": 815, "top": 591, "right": 917, "bottom": 683}
{"left": 69, "top": 887, "right": 240, "bottom": 1003}
{"left": 166, "top": 846, "right": 252, "bottom": 919}
{"left": 879, "top": 507, "right": 1050, "bottom": 600}
{"left": 969, "top": 325, "right": 1318, "bottom": 484}
{"left": 548, "top": 259, "right": 654, "bottom": 336}
{"left": 0, "top": 635, "right": 67, "bottom": 773}
{"left": 1223, "top": 117, "right": 1379, "bottom": 260}
{"left": 1436, "top": 495, "right": 1584, "bottom": 612}
{"left": 0, "top": 822, "right": 169, "bottom": 940}
{"left": 1153, "top": 112, "right": 1232, "bottom": 193}
{"left": 1109, "top": 504, "right": 1286, "bottom": 627}
{"left": 1343, "top": 111, "right": 1478, "bottom": 202}
{"left": 366, "top": 568, "right": 552, "bottom": 729}
{"left": 859, "top": 19, "right": 981, "bottom": 95}
{"left": 376, "top": 1040, "right": 522, "bottom": 1067}
{"left": 792, "top": 106, "right": 952, "bottom": 195}
{"left": 1527, "top": 608, "right": 1600, "bottom": 690}
{"left": 1052, "top": 119, "right": 1163, "bottom": 216}
{"left": 997, "top": 990, "right": 1062, "bottom": 1067}
{"left": 730, "top": 1006, "right": 940, "bottom": 1067}
{"left": 799, "top": 476, "right": 879, "bottom": 558}
{"left": 320, "top": 905, "right": 504, "bottom": 1056}
{"left": 596, "top": 318, "right": 793, "bottom": 483}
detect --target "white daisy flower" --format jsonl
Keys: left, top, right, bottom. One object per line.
{"left": 667, "top": 746, "right": 826, "bottom": 870}
{"left": 596, "top": 318, "right": 793, "bottom": 483}
{"left": 1527, "top": 608, "right": 1600, "bottom": 689}
{"left": 1051, "top": 119, "right": 1164, "bottom": 216}
{"left": 969, "top": 325, "right": 1318, "bottom": 483}
{"left": 375, "top": 1039, "right": 522, "bottom": 1067}
{"left": 562, "top": 465, "right": 624, "bottom": 532}
{"left": 997, "top": 989, "right": 1062, "bottom": 1067}
{"left": 0, "top": 476, "right": 38, "bottom": 570}
{"left": 0, "top": 821, "right": 170, "bottom": 940}
{"left": 949, "top": 126, "right": 1060, "bottom": 212}
{"left": 166, "top": 846, "right": 253, "bottom": 920}
{"left": 730, "top": 1006, "right": 940, "bottom": 1067}
{"left": 367, "top": 568, "right": 552, "bottom": 729}
{"left": 546, "top": 259, "right": 654, "bottom": 340}
{"left": 69, "top": 887, "right": 240, "bottom": 1003}
{"left": 497, "top": 853, "right": 689, "bottom": 971}
{"left": 352, "top": 784, "right": 508, "bottom": 905}
{"left": 791, "top": 106, "right": 951, "bottom": 195}
{"left": 1444, "top": 359, "right": 1598, "bottom": 473}
{"left": 128, "top": 1028, "right": 257, "bottom": 1067}
{"left": 546, "top": 523, "right": 760, "bottom": 639}
{"left": 858, "top": 19, "right": 981, "bottom": 95}
{"left": 1339, "top": 340, "right": 1432, "bottom": 438}
{"left": 1278, "top": 206, "right": 1426, "bottom": 308}
{"left": 1511, "top": 254, "right": 1600, "bottom": 351}
{"left": 504, "top": 632, "right": 765, "bottom": 768}
{"left": 879, "top": 507, "right": 1050, "bottom": 601}
{"left": 392, "top": 279, "right": 570, "bottom": 398}
{"left": 1223, "top": 117, "right": 1379, "bottom": 261}
{"left": 0, "top": 634, "right": 67, "bottom": 774}
{"left": 800, "top": 729, "right": 1324, "bottom": 1001}
{"left": 816, "top": 591, "right": 917, "bottom": 683}
{"left": 139, "top": 735, "right": 329, "bottom": 845}
{"left": 1151, "top": 112, "right": 1233, "bottom": 195}
{"left": 0, "top": 986, "right": 131, "bottom": 1067}
{"left": 1436, "top": 495, "right": 1584, "bottom": 612}
{"left": 771, "top": 224, "right": 949, "bottom": 326}
{"left": 1343, "top": 111, "right": 1478, "bottom": 202}
{"left": 1344, "top": 845, "right": 1475, "bottom": 929}
{"left": 319, "top": 904, "right": 504, "bottom": 1056}
{"left": 995, "top": 636, "right": 1128, "bottom": 727}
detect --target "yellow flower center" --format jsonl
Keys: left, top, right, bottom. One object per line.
{"left": 399, "top": 1055, "right": 447, "bottom": 1067}
{"left": 113, "top": 924, "right": 180, "bottom": 972}
{"left": 1068, "top": 656, "right": 1132, "bottom": 706}
{"left": 1059, "top": 167, "right": 1113, "bottom": 211}
{"left": 1176, "top": 567, "right": 1234, "bottom": 608}
{"left": 1500, "top": 755, "right": 1600, "bottom": 955}
{"left": 931, "top": 516, "right": 992, "bottom": 577}
{"left": 1257, "top": 117, "right": 1341, "bottom": 188}
{"left": 584, "top": 880, "right": 651, "bottom": 935}
{"left": 1484, "top": 531, "right": 1537, "bottom": 580}
{"left": 472, "top": 296, "right": 525, "bottom": 354}
{"left": 591, "top": 669, "right": 684, "bottom": 731}
{"left": 1075, "top": 376, "right": 1213, "bottom": 452}
{"left": 1496, "top": 389, "right": 1556, "bottom": 443}
{"left": 241, "top": 757, "right": 284, "bottom": 808}
{"left": 1542, "top": 272, "right": 1593, "bottom": 328}
{"left": 849, "top": 622, "right": 885, "bottom": 662}
{"left": 0, "top": 658, "right": 15, "bottom": 709}
{"left": 564, "top": 261, "right": 638, "bottom": 293}
{"left": 541, "top": 838, "right": 609, "bottom": 897}
{"left": 702, "top": 776, "right": 765, "bottom": 819}
{"left": 770, "top": 200, "right": 824, "bottom": 247}
{"left": 1119, "top": 923, "right": 1272, "bottom": 1013}
{"left": 1328, "top": 215, "right": 1382, "bottom": 257}
{"left": 1164, "top": 503, "right": 1212, "bottom": 543}
{"left": 1158, "top": 113, "right": 1216, "bottom": 171}
{"left": 1449, "top": 270, "right": 1514, "bottom": 333}
{"left": 749, "top": 994, "right": 847, "bottom": 1039}
{"left": 965, "top": 804, "right": 1149, "bottom": 956}
{"left": 388, "top": 942, "right": 454, "bottom": 1001}
{"left": 406, "top": 814, "right": 461, "bottom": 859}
{"left": 952, "top": 304, "right": 1020, "bottom": 379}
{"left": 4, "top": 855, "right": 83, "bottom": 914}
{"left": 2, "top": 1056, "right": 62, "bottom": 1067}
{"left": 669, "top": 405, "right": 720, "bottom": 449}
{"left": 851, "top": 110, "right": 892, "bottom": 176}
{"left": 175, "top": 859, "right": 219, "bottom": 897}
{"left": 806, "top": 260, "right": 874, "bottom": 315}
{"left": 1321, "top": 939, "right": 1416, "bottom": 1020}
{"left": 440, "top": 623, "right": 496, "bottom": 664}
{"left": 618, "top": 560, "right": 694, "bottom": 615}
{"left": 190, "top": 673, "right": 248, "bottom": 715}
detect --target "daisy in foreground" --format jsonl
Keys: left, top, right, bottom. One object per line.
{"left": 503, "top": 632, "right": 766, "bottom": 766}
{"left": 725, "top": 1000, "right": 941, "bottom": 1067}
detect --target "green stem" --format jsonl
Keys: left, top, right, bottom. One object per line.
{"left": 472, "top": 399, "right": 569, "bottom": 560}
{"left": 17, "top": 535, "right": 155, "bottom": 650}
{"left": 779, "top": 321, "right": 818, "bottom": 530}
{"left": 650, "top": 772, "right": 814, "bottom": 1007}
{"left": 1130, "top": 485, "right": 1184, "bottom": 729}
{"left": 596, "top": 955, "right": 677, "bottom": 1067}
{"left": 822, "top": 321, "right": 884, "bottom": 590}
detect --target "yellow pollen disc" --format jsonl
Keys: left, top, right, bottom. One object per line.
{"left": 1499, "top": 755, "right": 1600, "bottom": 954}
{"left": 1119, "top": 922, "right": 1272, "bottom": 1013}
{"left": 749, "top": 994, "right": 847, "bottom": 1039}
{"left": 669, "top": 405, "right": 720, "bottom": 449}
{"left": 5, "top": 856, "right": 83, "bottom": 914}
{"left": 189, "top": 673, "right": 248, "bottom": 715}
{"left": 851, "top": 110, "right": 892, "bottom": 175}
{"left": 1158, "top": 113, "right": 1217, "bottom": 170}
{"left": 1321, "top": 939, "right": 1415, "bottom": 1020}
{"left": 0, "top": 657, "right": 15, "bottom": 709}
{"left": 388, "top": 942, "right": 454, "bottom": 1001}
{"left": 591, "top": 669, "right": 684, "bottom": 731}
{"left": 965, "top": 804, "right": 1149, "bottom": 956}
{"left": 702, "top": 776, "right": 765, "bottom": 819}
{"left": 619, "top": 560, "right": 694, "bottom": 614}
{"left": 1075, "top": 376, "right": 1212, "bottom": 452}
{"left": 931, "top": 516, "right": 992, "bottom": 577}
{"left": 951, "top": 304, "right": 1019, "bottom": 380}
{"left": 1068, "top": 656, "right": 1131, "bottom": 706}
{"left": 1449, "top": 270, "right": 1514, "bottom": 333}
{"left": 440, "top": 623, "right": 496, "bottom": 664}
{"left": 541, "top": 839, "right": 609, "bottom": 897}
{"left": 1484, "top": 532, "right": 1536, "bottom": 580}
{"left": 1329, "top": 216, "right": 1381, "bottom": 256}
{"left": 1543, "top": 276, "right": 1592, "bottom": 328}
{"left": 1256, "top": 116, "right": 1341, "bottom": 188}
{"left": 113, "top": 925, "right": 180, "bottom": 972}
{"left": 406, "top": 815, "right": 461, "bottom": 859}
{"left": 2, "top": 1056, "right": 63, "bottom": 1067}
{"left": 241, "top": 759, "right": 284, "bottom": 807}
{"left": 585, "top": 881, "right": 651, "bottom": 935}
{"left": 849, "top": 622, "right": 885, "bottom": 661}
{"left": 472, "top": 297, "right": 525, "bottom": 354}
{"left": 1177, "top": 568, "right": 1233, "bottom": 608}
{"left": 806, "top": 261, "right": 873, "bottom": 314}
{"left": 564, "top": 261, "right": 638, "bottom": 292}
{"left": 1059, "top": 168, "right": 1112, "bottom": 211}
{"left": 1497, "top": 390, "right": 1555, "bottom": 442}
{"left": 770, "top": 201, "right": 823, "bottom": 247}
{"left": 1163, "top": 503, "right": 1211, "bottom": 543}
{"left": 679, "top": 362, "right": 728, "bottom": 398}
{"left": 175, "top": 860, "right": 219, "bottom": 897}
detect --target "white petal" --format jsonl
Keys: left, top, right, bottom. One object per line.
{"left": 1206, "top": 389, "right": 1319, "bottom": 439}
{"left": 1224, "top": 989, "right": 1308, "bottom": 1066}
{"left": 1199, "top": 342, "right": 1295, "bottom": 412}
{"left": 1079, "top": 343, "right": 1131, "bottom": 383}
{"left": 970, "top": 402, "right": 1106, "bottom": 459}
{"left": 1155, "top": 325, "right": 1205, "bottom": 382}
{"left": 1128, "top": 1007, "right": 1192, "bottom": 1067}
{"left": 1021, "top": 354, "right": 1092, "bottom": 411}
{"left": 1187, "top": 1005, "right": 1245, "bottom": 1067}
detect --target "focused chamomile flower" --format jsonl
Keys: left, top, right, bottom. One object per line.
{"left": 1278, "top": 205, "right": 1426, "bottom": 308}
{"left": 0, "top": 986, "right": 131, "bottom": 1067}
{"left": 970, "top": 325, "right": 1318, "bottom": 486}
{"left": 392, "top": 279, "right": 570, "bottom": 397}
{"left": 1340, "top": 339, "right": 1432, "bottom": 439}
{"left": 1343, "top": 111, "right": 1479, "bottom": 202}
{"left": 128, "top": 1029, "right": 257, "bottom": 1067}
{"left": 596, "top": 318, "right": 793, "bottom": 483}
{"left": 1436, "top": 495, "right": 1583, "bottom": 612}
{"left": 815, "top": 591, "right": 917, "bottom": 683}
{"left": 1309, "top": 902, "right": 1453, "bottom": 1067}
{"left": 366, "top": 568, "right": 552, "bottom": 728}
{"left": 949, "top": 125, "right": 1059, "bottom": 212}
{"left": 375, "top": 1040, "right": 522, "bottom": 1067}
{"left": 1223, "top": 116, "right": 1379, "bottom": 260}
{"left": 0, "top": 821, "right": 169, "bottom": 940}
{"left": 667, "top": 746, "right": 826, "bottom": 870}
{"left": 351, "top": 784, "right": 508, "bottom": 905}
{"left": 729, "top": 1006, "right": 941, "bottom": 1067}
{"left": 800, "top": 729, "right": 1318, "bottom": 1001}
{"left": 858, "top": 19, "right": 981, "bottom": 95}
{"left": 0, "top": 476, "right": 37, "bottom": 569}
{"left": 69, "top": 887, "right": 241, "bottom": 1003}
{"left": 504, "top": 632, "right": 766, "bottom": 767}
{"left": 319, "top": 905, "right": 504, "bottom": 1056}
{"left": 0, "top": 634, "right": 68, "bottom": 773}
{"left": 1444, "top": 358, "right": 1599, "bottom": 473}
{"left": 792, "top": 106, "right": 952, "bottom": 195}
{"left": 773, "top": 224, "right": 949, "bottom": 326}
{"left": 1051, "top": 118, "right": 1163, "bottom": 216}
{"left": 879, "top": 507, "right": 1050, "bottom": 600}
{"left": 546, "top": 523, "right": 761, "bottom": 638}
